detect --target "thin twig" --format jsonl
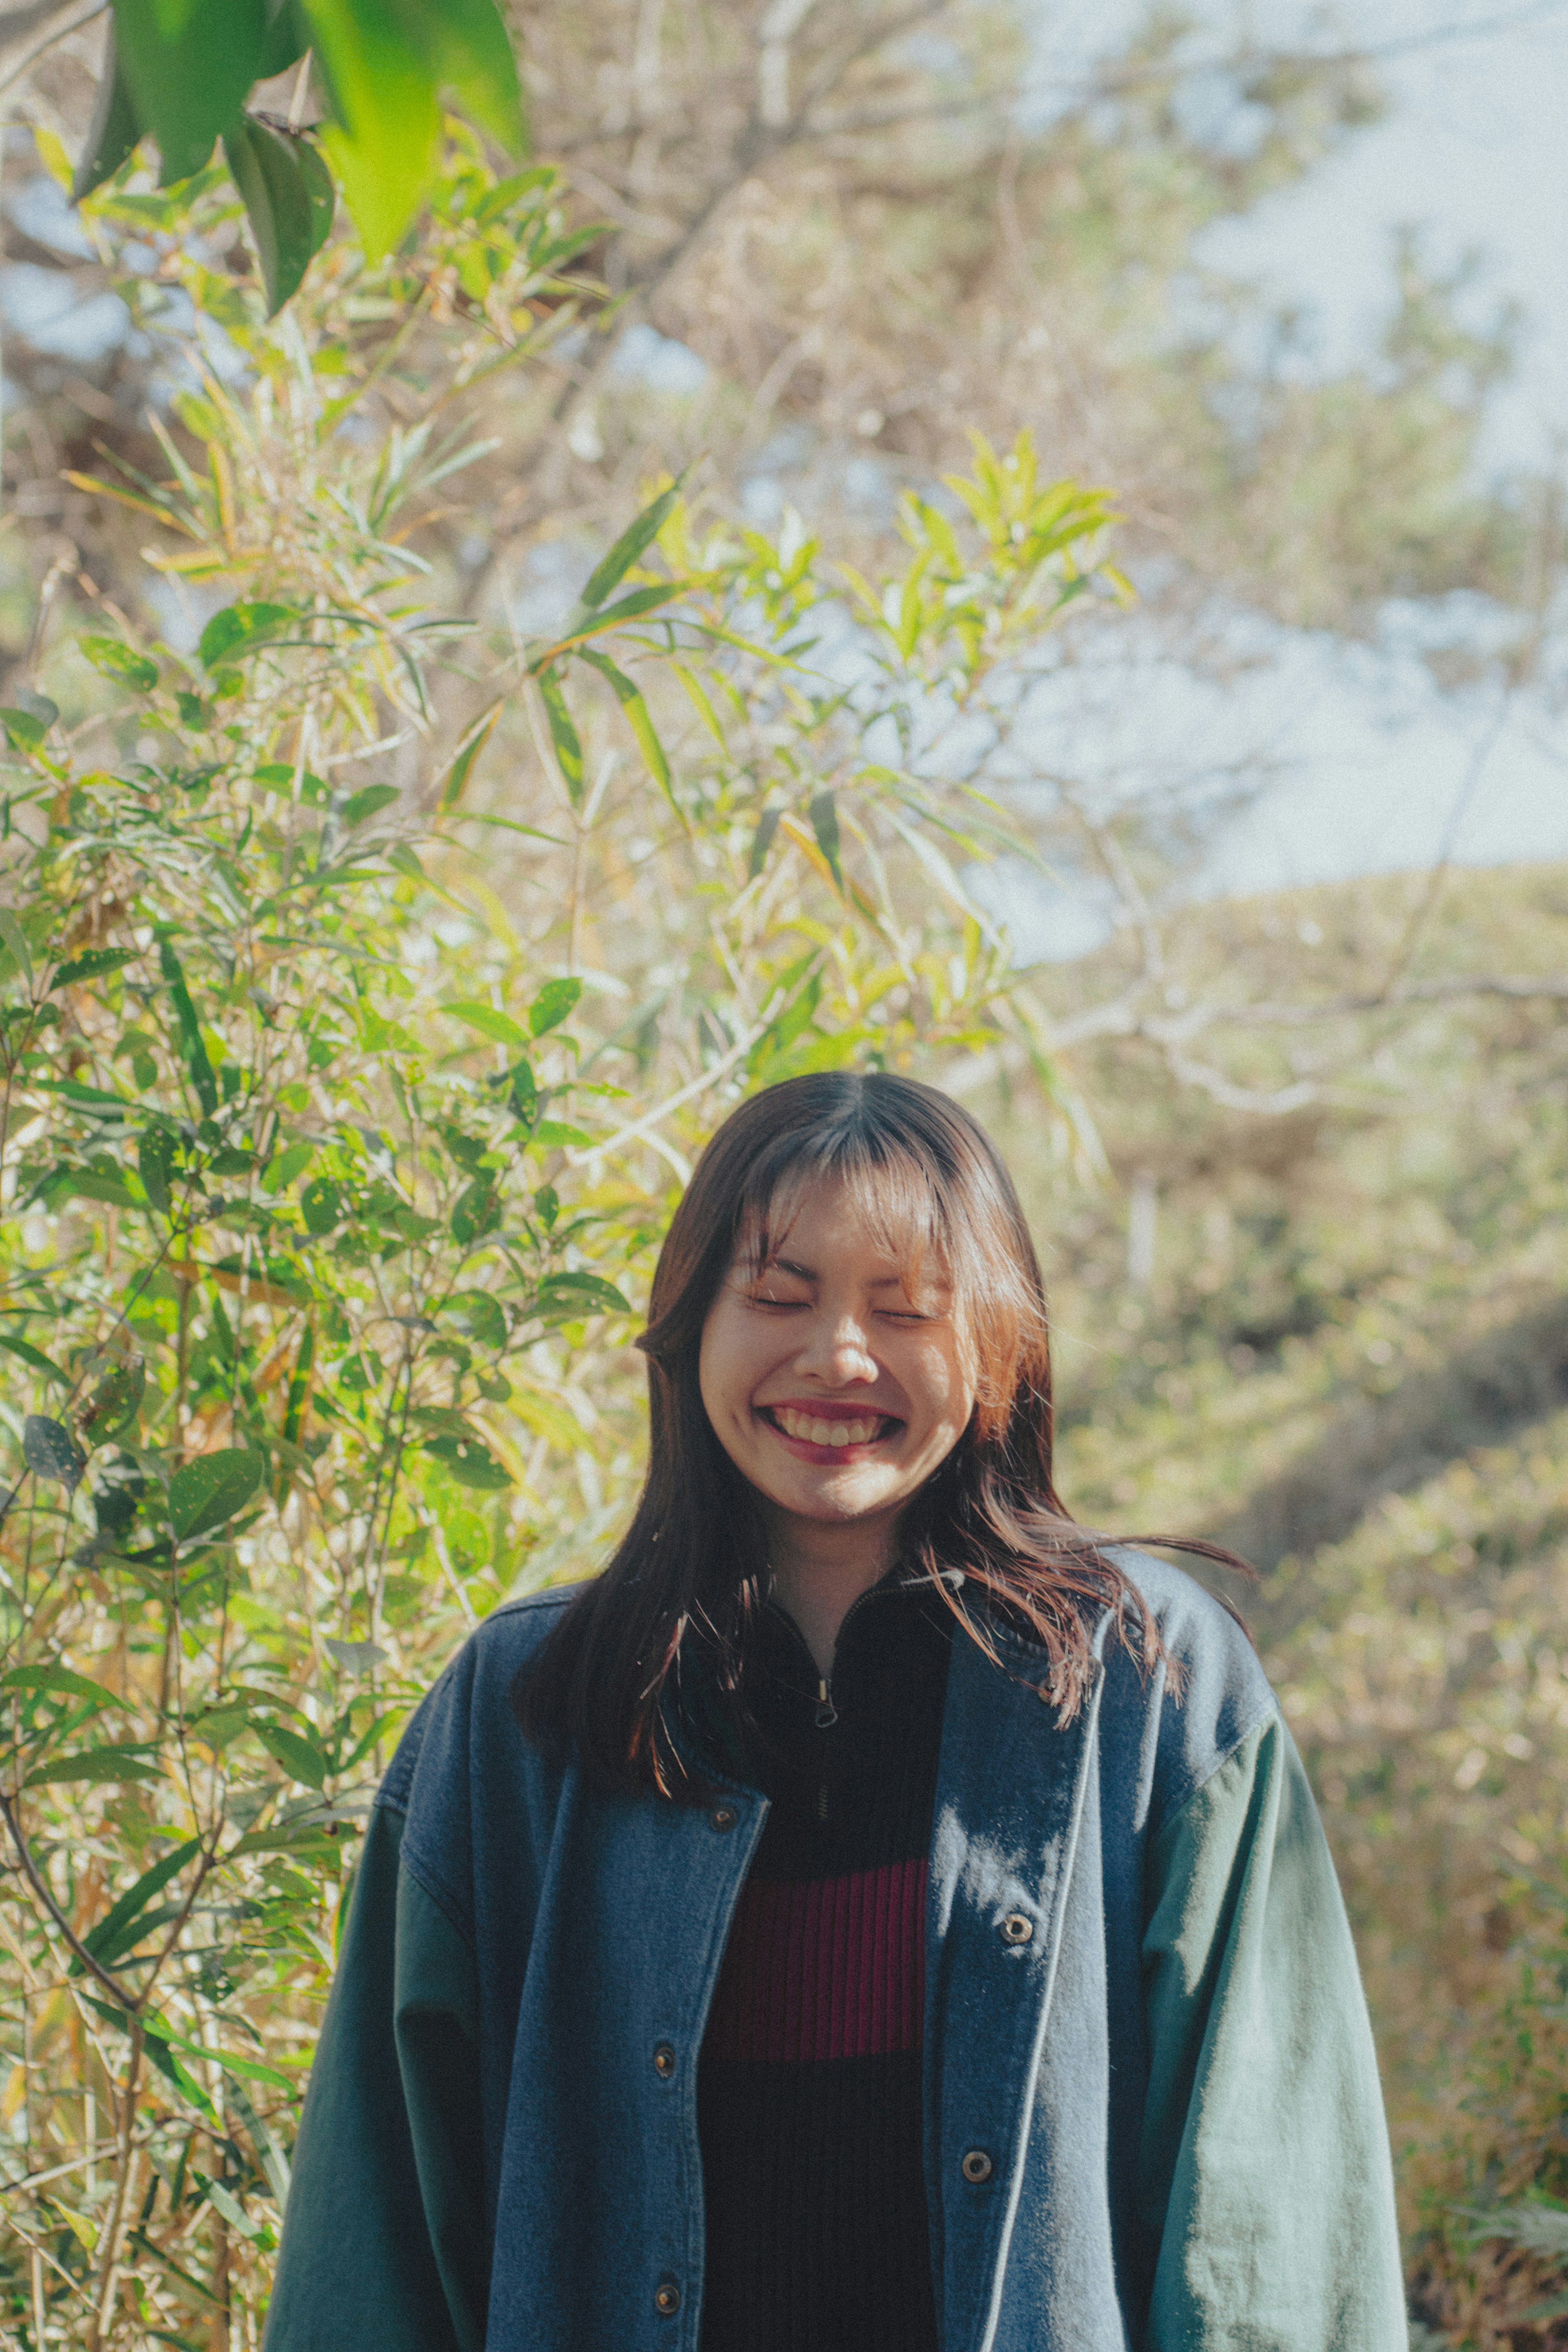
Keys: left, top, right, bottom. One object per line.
{"left": 0, "top": 0, "right": 105, "bottom": 100}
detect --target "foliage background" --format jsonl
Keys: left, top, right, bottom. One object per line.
{"left": 0, "top": 2, "right": 1564, "bottom": 2347}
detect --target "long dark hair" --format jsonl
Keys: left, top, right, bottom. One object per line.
{"left": 515, "top": 1070, "right": 1241, "bottom": 1798}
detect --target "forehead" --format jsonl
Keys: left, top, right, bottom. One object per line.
{"left": 738, "top": 1166, "right": 949, "bottom": 1278}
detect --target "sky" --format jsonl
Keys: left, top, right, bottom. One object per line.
{"left": 996, "top": 0, "right": 1568, "bottom": 935}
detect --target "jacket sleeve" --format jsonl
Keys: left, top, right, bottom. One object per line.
{"left": 1137, "top": 1710, "right": 1408, "bottom": 2352}
{"left": 263, "top": 1801, "right": 488, "bottom": 2352}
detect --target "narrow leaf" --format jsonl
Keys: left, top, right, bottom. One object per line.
{"left": 223, "top": 115, "right": 324, "bottom": 315}
{"left": 577, "top": 648, "right": 675, "bottom": 811}
{"left": 2, "top": 1663, "right": 119, "bottom": 1707}
{"left": 157, "top": 934, "right": 218, "bottom": 1116}
{"left": 80, "top": 1837, "right": 201, "bottom": 1967}
{"left": 444, "top": 1000, "right": 530, "bottom": 1049}
{"left": 0, "top": 1334, "right": 68, "bottom": 1388}
{"left": 26, "top": 1746, "right": 160, "bottom": 1787}
{"left": 535, "top": 668, "right": 583, "bottom": 803}
{"left": 167, "top": 1449, "right": 264, "bottom": 1545}
{"left": 50, "top": 947, "right": 137, "bottom": 990}
{"left": 579, "top": 479, "right": 683, "bottom": 611}
{"left": 439, "top": 697, "right": 503, "bottom": 810}
{"left": 808, "top": 790, "right": 843, "bottom": 889}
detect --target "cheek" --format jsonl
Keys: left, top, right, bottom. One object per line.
{"left": 698, "top": 1308, "right": 755, "bottom": 1431}
{"left": 915, "top": 1337, "right": 976, "bottom": 1432}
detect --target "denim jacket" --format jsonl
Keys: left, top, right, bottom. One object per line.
{"left": 263, "top": 1553, "right": 1407, "bottom": 2352}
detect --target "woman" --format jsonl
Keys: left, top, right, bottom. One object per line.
{"left": 264, "top": 1072, "right": 1407, "bottom": 2352}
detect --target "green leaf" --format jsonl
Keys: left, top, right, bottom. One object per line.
{"left": 227, "top": 2078, "right": 292, "bottom": 2205}
{"left": 78, "top": 1359, "right": 146, "bottom": 1445}
{"left": 65, "top": 1168, "right": 138, "bottom": 1209}
{"left": 310, "top": 0, "right": 443, "bottom": 262}
{"left": 74, "top": 29, "right": 142, "bottom": 200}
{"left": 196, "top": 2173, "right": 264, "bottom": 2240}
{"left": 0, "top": 906, "right": 35, "bottom": 985}
{"left": 446, "top": 1290, "right": 507, "bottom": 1349}
{"left": 414, "top": 0, "right": 525, "bottom": 154}
{"left": 450, "top": 1176, "right": 501, "bottom": 1245}
{"left": 0, "top": 707, "right": 46, "bottom": 750}
{"left": 1, "top": 1663, "right": 119, "bottom": 1708}
{"left": 79, "top": 1837, "right": 201, "bottom": 1968}
{"left": 808, "top": 789, "right": 843, "bottom": 889}
{"left": 578, "top": 479, "right": 683, "bottom": 611}
{"left": 167, "top": 1449, "right": 264, "bottom": 1545}
{"left": 529, "top": 1118, "right": 591, "bottom": 1147}
{"left": 113, "top": 0, "right": 266, "bottom": 184}
{"left": 507, "top": 1057, "right": 538, "bottom": 1128}
{"left": 534, "top": 1271, "right": 631, "bottom": 1317}
{"left": 24, "top": 1414, "right": 86, "bottom": 1487}
{"left": 322, "top": 1635, "right": 386, "bottom": 1672}
{"left": 266, "top": 1139, "right": 315, "bottom": 1190}
{"left": 535, "top": 667, "right": 583, "bottom": 804}
{"left": 157, "top": 933, "right": 218, "bottom": 1116}
{"left": 528, "top": 976, "right": 581, "bottom": 1037}
{"left": 439, "top": 697, "right": 503, "bottom": 810}
{"left": 198, "top": 603, "right": 298, "bottom": 670}
{"left": 748, "top": 807, "right": 782, "bottom": 880}
{"left": 444, "top": 1000, "right": 530, "bottom": 1049}
{"left": 139, "top": 2024, "right": 216, "bottom": 2117}
{"left": 25, "top": 1745, "right": 159, "bottom": 1787}
{"left": 300, "top": 1175, "right": 346, "bottom": 1233}
{"left": 0, "top": 1333, "right": 68, "bottom": 1388}
{"left": 50, "top": 947, "right": 137, "bottom": 990}
{"left": 222, "top": 116, "right": 333, "bottom": 316}
{"left": 81, "top": 635, "right": 159, "bottom": 694}
{"left": 253, "top": 1719, "right": 327, "bottom": 1789}
{"left": 422, "top": 1433, "right": 512, "bottom": 1489}
{"left": 345, "top": 782, "right": 399, "bottom": 826}
{"left": 577, "top": 648, "right": 674, "bottom": 811}
{"left": 138, "top": 1126, "right": 175, "bottom": 1214}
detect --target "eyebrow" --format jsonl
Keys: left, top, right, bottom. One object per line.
{"left": 760, "top": 1257, "right": 914, "bottom": 1292}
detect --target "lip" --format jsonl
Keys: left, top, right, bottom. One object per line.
{"left": 755, "top": 1401, "right": 903, "bottom": 1462}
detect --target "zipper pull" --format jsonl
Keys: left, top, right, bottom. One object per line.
{"left": 815, "top": 1676, "right": 839, "bottom": 1730}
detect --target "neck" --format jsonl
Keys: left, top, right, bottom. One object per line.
{"left": 763, "top": 1506, "right": 899, "bottom": 1676}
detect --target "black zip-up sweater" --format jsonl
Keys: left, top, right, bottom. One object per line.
{"left": 696, "top": 1578, "right": 952, "bottom": 2352}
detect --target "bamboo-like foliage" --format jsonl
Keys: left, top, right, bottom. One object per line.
{"left": 0, "top": 140, "right": 1125, "bottom": 2345}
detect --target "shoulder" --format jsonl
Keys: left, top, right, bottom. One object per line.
{"left": 1098, "top": 1545, "right": 1278, "bottom": 1833}
{"left": 378, "top": 1578, "right": 589, "bottom": 1813}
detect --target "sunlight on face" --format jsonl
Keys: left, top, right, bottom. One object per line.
{"left": 697, "top": 1173, "right": 976, "bottom": 1554}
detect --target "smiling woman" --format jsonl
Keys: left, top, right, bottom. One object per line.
{"left": 263, "top": 1074, "right": 1409, "bottom": 2352}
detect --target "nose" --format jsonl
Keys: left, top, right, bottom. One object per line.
{"left": 797, "top": 1312, "right": 877, "bottom": 1387}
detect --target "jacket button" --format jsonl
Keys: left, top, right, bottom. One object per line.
{"left": 961, "top": 2149, "right": 994, "bottom": 2185}
{"left": 708, "top": 1804, "right": 737, "bottom": 1832}
{"left": 653, "top": 2041, "right": 676, "bottom": 2078}
{"left": 1000, "top": 1913, "right": 1033, "bottom": 1945}
{"left": 654, "top": 2277, "right": 682, "bottom": 2315}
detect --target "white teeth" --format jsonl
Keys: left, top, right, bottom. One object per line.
{"left": 772, "top": 1406, "right": 885, "bottom": 1447}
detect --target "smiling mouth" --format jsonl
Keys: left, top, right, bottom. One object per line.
{"left": 760, "top": 1405, "right": 900, "bottom": 1450}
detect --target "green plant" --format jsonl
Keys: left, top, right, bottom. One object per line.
{"left": 0, "top": 135, "right": 1124, "bottom": 2345}
{"left": 74, "top": 0, "right": 523, "bottom": 310}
